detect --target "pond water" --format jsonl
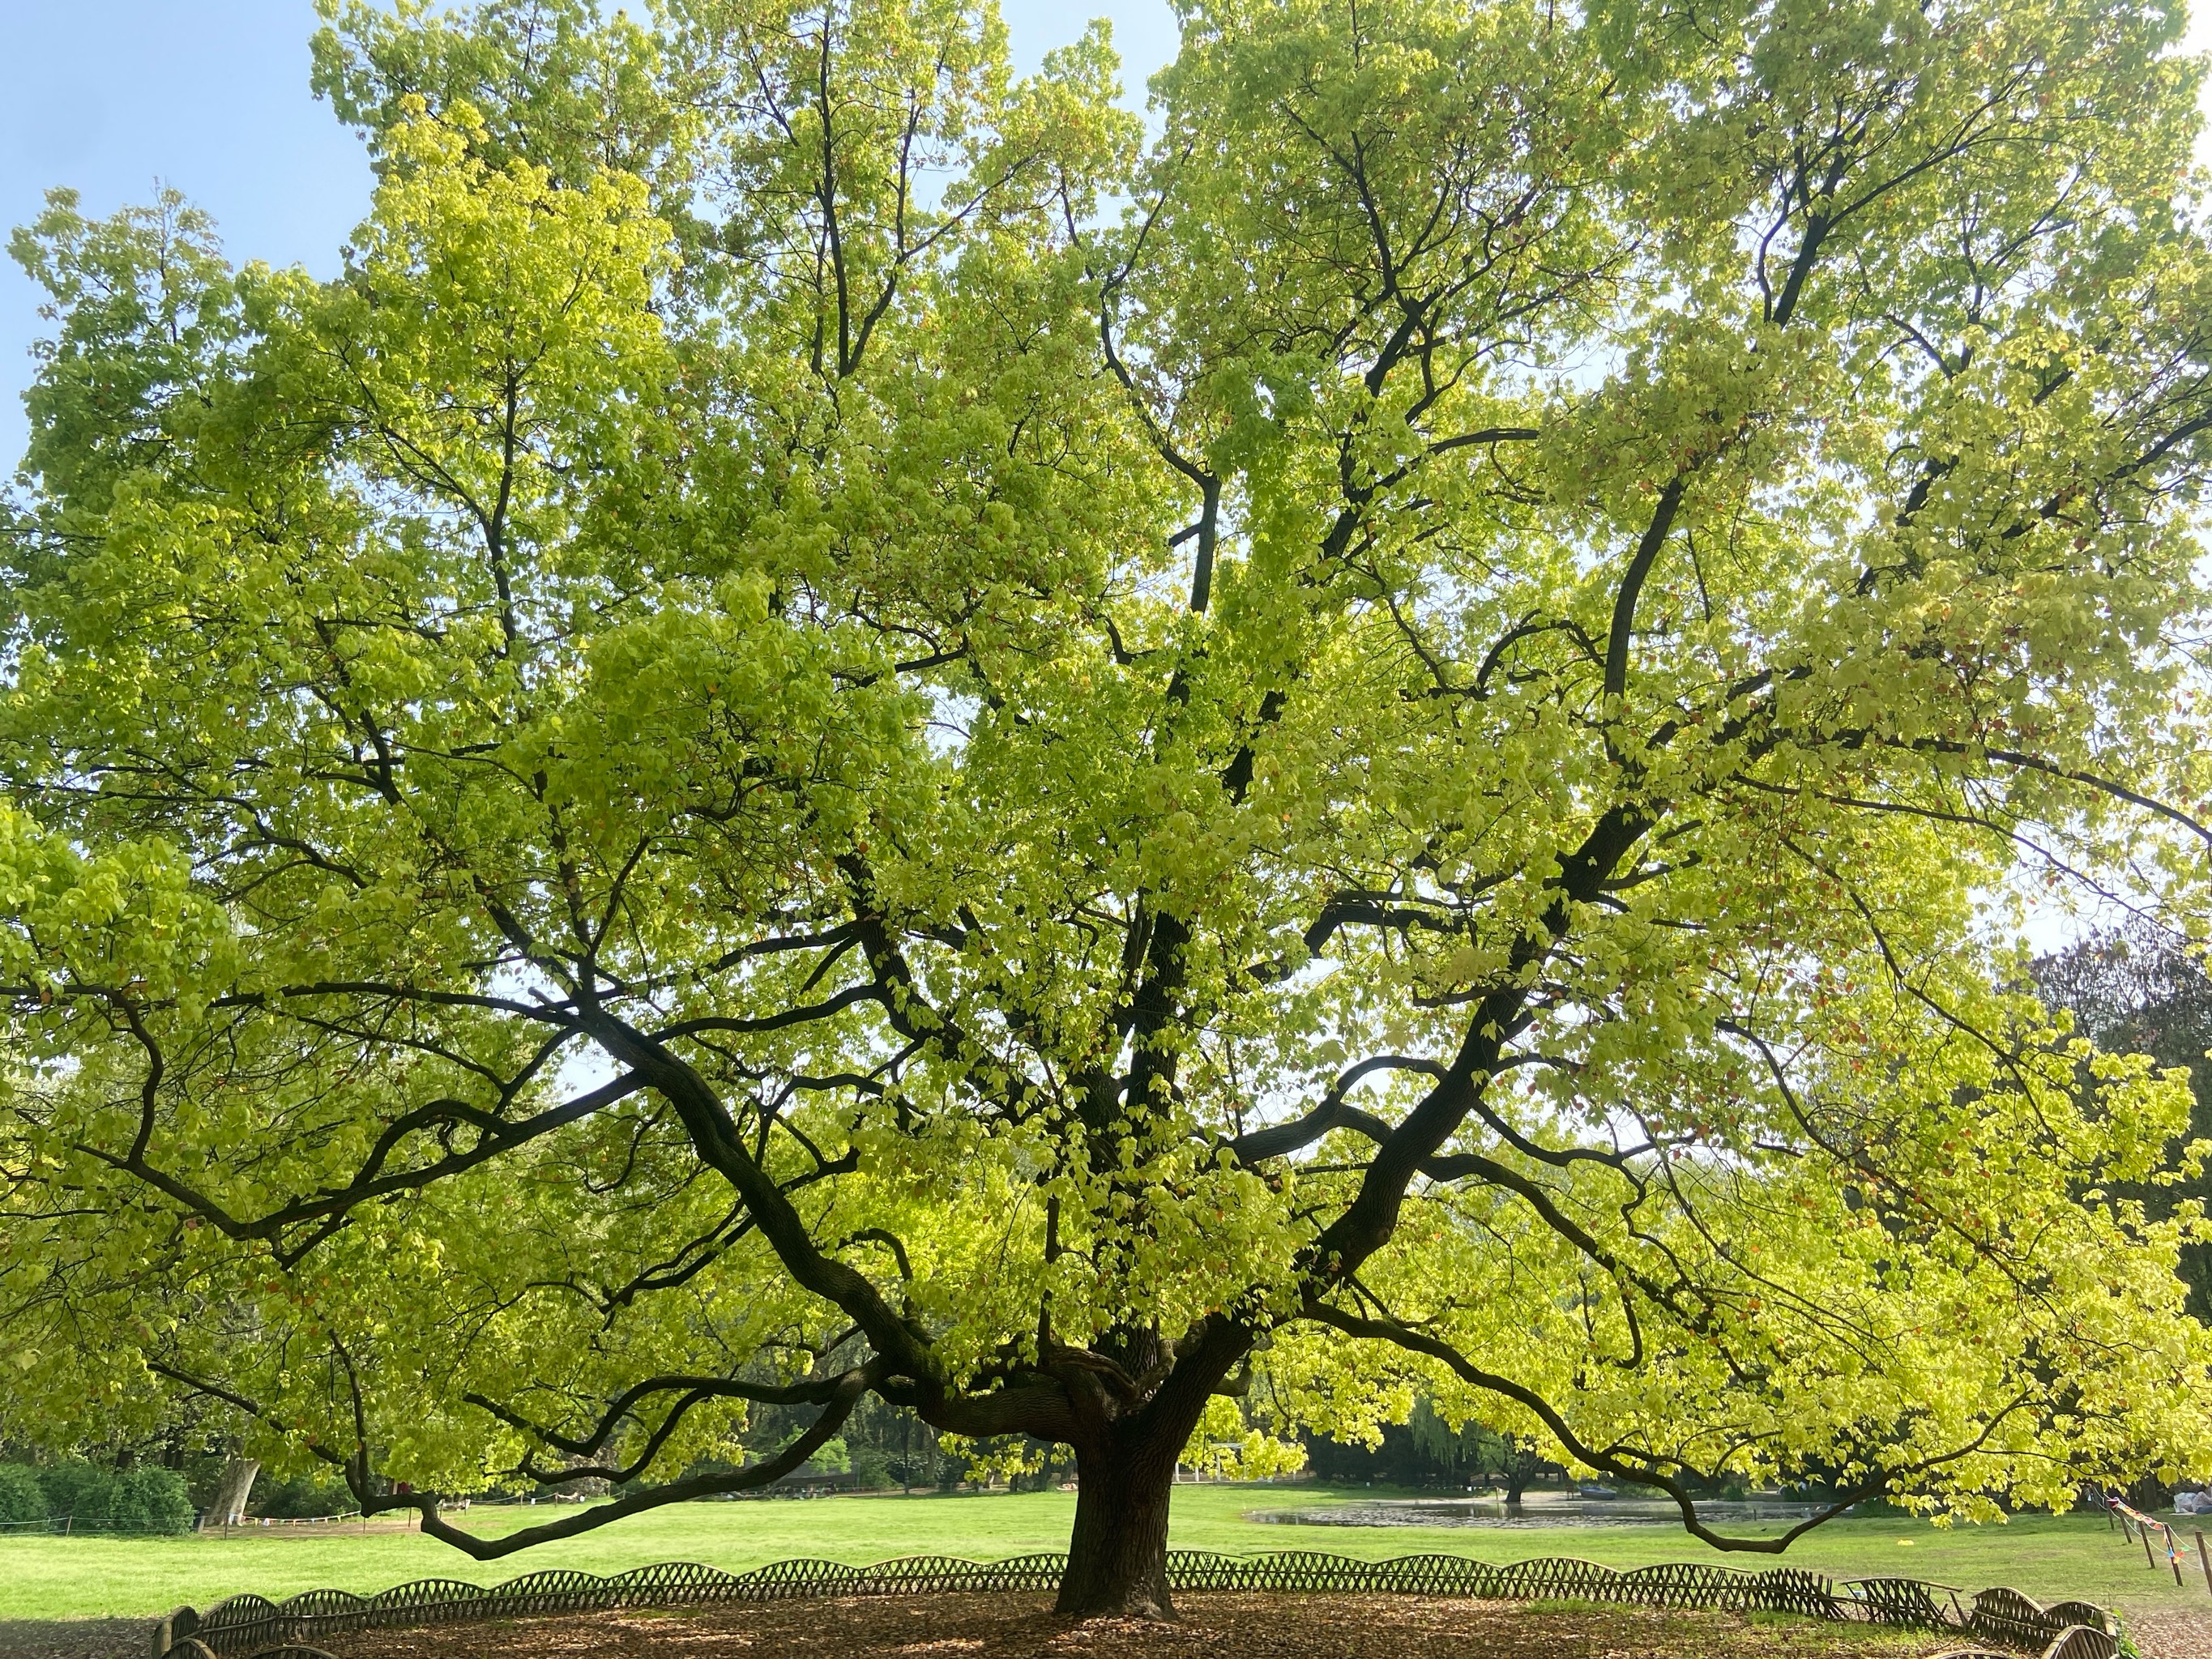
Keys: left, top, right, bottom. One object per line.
{"left": 1249, "top": 1495, "right": 1837, "bottom": 1529}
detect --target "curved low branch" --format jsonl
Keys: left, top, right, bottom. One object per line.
{"left": 584, "top": 1011, "right": 937, "bottom": 1383}
{"left": 394, "top": 1364, "right": 878, "bottom": 1559}
{"left": 921, "top": 1381, "right": 1082, "bottom": 1441}
{"left": 1305, "top": 1299, "right": 2031, "bottom": 1554}
{"left": 462, "top": 1368, "right": 865, "bottom": 1465}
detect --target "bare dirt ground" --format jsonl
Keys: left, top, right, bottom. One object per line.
{"left": 316, "top": 1593, "right": 1984, "bottom": 1659}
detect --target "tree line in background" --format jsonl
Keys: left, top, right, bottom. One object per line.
{"left": 0, "top": 1405, "right": 1501, "bottom": 1518}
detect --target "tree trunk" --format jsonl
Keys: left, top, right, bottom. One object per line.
{"left": 203, "top": 1457, "right": 259, "bottom": 1529}
{"left": 1057, "top": 1432, "right": 1181, "bottom": 1619}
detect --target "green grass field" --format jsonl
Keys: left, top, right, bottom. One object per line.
{"left": 3, "top": 1485, "right": 2206, "bottom": 1624}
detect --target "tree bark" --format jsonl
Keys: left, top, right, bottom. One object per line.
{"left": 1057, "top": 1429, "right": 1182, "bottom": 1618}
{"left": 203, "top": 1456, "right": 259, "bottom": 1529}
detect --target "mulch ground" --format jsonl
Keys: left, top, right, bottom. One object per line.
{"left": 0, "top": 1618, "right": 150, "bottom": 1659}
{"left": 316, "top": 1593, "right": 1983, "bottom": 1658}
{"left": 2121, "top": 1609, "right": 2212, "bottom": 1659}
{"left": 15, "top": 1594, "right": 2212, "bottom": 1659}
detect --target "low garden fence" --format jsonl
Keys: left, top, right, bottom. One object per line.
{"left": 148, "top": 1550, "right": 2120, "bottom": 1659}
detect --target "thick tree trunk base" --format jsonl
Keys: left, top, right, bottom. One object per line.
{"left": 1056, "top": 1444, "right": 1178, "bottom": 1619}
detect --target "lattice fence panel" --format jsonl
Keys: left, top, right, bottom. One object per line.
{"left": 1972, "top": 1587, "right": 2060, "bottom": 1648}
{"left": 1846, "top": 1576, "right": 1966, "bottom": 1627}
{"left": 2042, "top": 1627, "right": 2121, "bottom": 1659}
{"left": 2041, "top": 1601, "right": 2115, "bottom": 1633}
{"left": 1928, "top": 1631, "right": 2122, "bottom": 1659}
{"left": 165, "top": 1550, "right": 2116, "bottom": 1658}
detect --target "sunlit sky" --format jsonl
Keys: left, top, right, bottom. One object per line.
{"left": 2, "top": 0, "right": 2208, "bottom": 467}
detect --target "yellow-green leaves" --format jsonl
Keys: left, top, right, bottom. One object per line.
{"left": 0, "top": 805, "right": 236, "bottom": 1004}
{"left": 3, "top": 0, "right": 2211, "bottom": 1543}
{"left": 8, "top": 188, "right": 241, "bottom": 517}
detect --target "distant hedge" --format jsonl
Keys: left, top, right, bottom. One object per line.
{"left": 0, "top": 1461, "right": 194, "bottom": 1533}
{"left": 0, "top": 1464, "right": 42, "bottom": 1525}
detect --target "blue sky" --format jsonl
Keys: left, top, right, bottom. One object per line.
{"left": 0, "top": 0, "right": 1179, "bottom": 468}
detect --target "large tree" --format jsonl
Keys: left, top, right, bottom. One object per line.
{"left": 3, "top": 0, "right": 2212, "bottom": 1619}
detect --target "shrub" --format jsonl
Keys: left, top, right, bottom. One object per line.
{"left": 848, "top": 1447, "right": 892, "bottom": 1491}
{"left": 34, "top": 1460, "right": 113, "bottom": 1523}
{"left": 106, "top": 1467, "right": 193, "bottom": 1533}
{"left": 0, "top": 1465, "right": 45, "bottom": 1525}
{"left": 28, "top": 1461, "right": 193, "bottom": 1531}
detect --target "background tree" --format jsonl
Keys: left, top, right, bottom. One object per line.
{"left": 1305, "top": 1398, "right": 1558, "bottom": 1499}
{"left": 2038, "top": 928, "right": 2212, "bottom": 1319}
{"left": 4, "top": 0, "right": 2212, "bottom": 1621}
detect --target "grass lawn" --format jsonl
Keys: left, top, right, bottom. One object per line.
{"left": 3, "top": 1485, "right": 2207, "bottom": 1625}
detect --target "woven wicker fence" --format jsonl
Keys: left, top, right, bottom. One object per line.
{"left": 1928, "top": 1632, "right": 2121, "bottom": 1659}
{"left": 149, "top": 1550, "right": 2119, "bottom": 1659}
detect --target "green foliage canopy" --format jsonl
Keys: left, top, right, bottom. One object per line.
{"left": 2, "top": 0, "right": 2212, "bottom": 1588}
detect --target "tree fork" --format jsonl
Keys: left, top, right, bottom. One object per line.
{"left": 1050, "top": 1319, "right": 1250, "bottom": 1619}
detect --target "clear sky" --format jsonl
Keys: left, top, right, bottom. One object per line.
{"left": 0, "top": 0, "right": 1180, "bottom": 468}
{"left": 1, "top": 0, "right": 2207, "bottom": 471}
